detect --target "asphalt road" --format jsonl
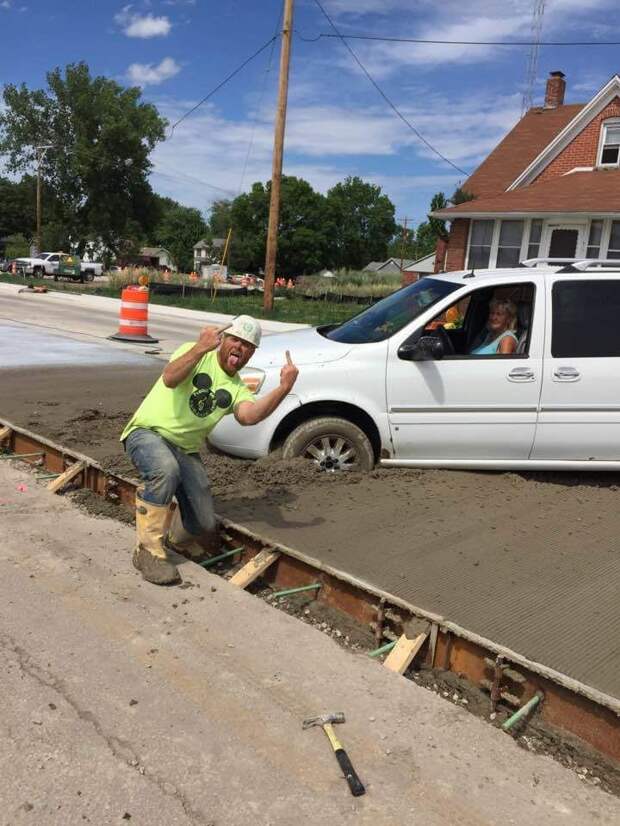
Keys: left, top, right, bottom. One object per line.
{"left": 0, "top": 282, "right": 305, "bottom": 360}
{"left": 2, "top": 461, "right": 618, "bottom": 826}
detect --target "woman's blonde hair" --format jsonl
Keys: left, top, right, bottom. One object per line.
{"left": 489, "top": 298, "right": 517, "bottom": 331}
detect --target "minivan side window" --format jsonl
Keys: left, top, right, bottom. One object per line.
{"left": 552, "top": 280, "right": 620, "bottom": 358}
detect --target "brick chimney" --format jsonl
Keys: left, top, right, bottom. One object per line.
{"left": 544, "top": 71, "right": 566, "bottom": 109}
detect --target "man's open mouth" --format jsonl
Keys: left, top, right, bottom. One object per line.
{"left": 228, "top": 350, "right": 242, "bottom": 367}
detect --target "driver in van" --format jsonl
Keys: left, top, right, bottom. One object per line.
{"left": 470, "top": 298, "right": 518, "bottom": 355}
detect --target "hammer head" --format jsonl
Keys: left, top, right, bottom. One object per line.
{"left": 302, "top": 712, "right": 345, "bottom": 729}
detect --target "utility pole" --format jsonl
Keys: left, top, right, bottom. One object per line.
{"left": 399, "top": 217, "right": 410, "bottom": 273}
{"left": 35, "top": 145, "right": 53, "bottom": 255}
{"left": 263, "top": 0, "right": 294, "bottom": 311}
{"left": 400, "top": 215, "right": 412, "bottom": 273}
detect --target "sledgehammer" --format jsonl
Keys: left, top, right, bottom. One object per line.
{"left": 302, "top": 712, "right": 366, "bottom": 797}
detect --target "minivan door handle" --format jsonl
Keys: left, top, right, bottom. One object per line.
{"left": 553, "top": 366, "right": 581, "bottom": 382}
{"left": 508, "top": 367, "right": 535, "bottom": 382}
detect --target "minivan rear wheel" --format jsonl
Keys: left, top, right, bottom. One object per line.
{"left": 281, "top": 417, "right": 375, "bottom": 472}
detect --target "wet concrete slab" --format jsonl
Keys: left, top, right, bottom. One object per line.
{"left": 217, "top": 472, "right": 620, "bottom": 704}
{"left": 1, "top": 322, "right": 158, "bottom": 369}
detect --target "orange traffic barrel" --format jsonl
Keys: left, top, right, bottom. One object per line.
{"left": 108, "top": 286, "right": 159, "bottom": 343}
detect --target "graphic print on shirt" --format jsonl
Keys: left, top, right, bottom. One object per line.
{"left": 189, "top": 373, "right": 232, "bottom": 418}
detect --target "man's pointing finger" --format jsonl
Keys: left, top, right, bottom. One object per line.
{"left": 285, "top": 350, "right": 293, "bottom": 365}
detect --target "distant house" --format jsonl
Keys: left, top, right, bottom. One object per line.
{"left": 125, "top": 247, "right": 177, "bottom": 271}
{"left": 401, "top": 252, "right": 436, "bottom": 285}
{"left": 432, "top": 72, "right": 620, "bottom": 271}
{"left": 364, "top": 257, "right": 415, "bottom": 274}
{"left": 193, "top": 238, "right": 225, "bottom": 273}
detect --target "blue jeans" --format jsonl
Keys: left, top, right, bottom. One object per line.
{"left": 125, "top": 428, "right": 216, "bottom": 539}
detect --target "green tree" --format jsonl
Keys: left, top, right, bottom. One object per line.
{"left": 0, "top": 62, "right": 166, "bottom": 256}
{"left": 151, "top": 195, "right": 207, "bottom": 272}
{"left": 229, "top": 176, "right": 331, "bottom": 276}
{"left": 414, "top": 192, "right": 450, "bottom": 258}
{"left": 0, "top": 175, "right": 37, "bottom": 240}
{"left": 208, "top": 199, "right": 233, "bottom": 239}
{"left": 387, "top": 224, "right": 417, "bottom": 261}
{"left": 326, "top": 176, "right": 396, "bottom": 269}
{"left": 450, "top": 187, "right": 475, "bottom": 205}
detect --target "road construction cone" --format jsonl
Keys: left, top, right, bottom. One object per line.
{"left": 108, "top": 285, "right": 159, "bottom": 343}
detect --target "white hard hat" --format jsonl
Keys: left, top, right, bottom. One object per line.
{"left": 227, "top": 314, "right": 261, "bottom": 348}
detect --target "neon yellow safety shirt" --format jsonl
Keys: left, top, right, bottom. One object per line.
{"left": 121, "top": 343, "right": 255, "bottom": 454}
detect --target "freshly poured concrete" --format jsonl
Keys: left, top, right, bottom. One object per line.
{"left": 1, "top": 462, "right": 618, "bottom": 825}
{"left": 1, "top": 322, "right": 158, "bottom": 368}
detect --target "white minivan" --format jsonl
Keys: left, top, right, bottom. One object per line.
{"left": 210, "top": 262, "right": 620, "bottom": 472}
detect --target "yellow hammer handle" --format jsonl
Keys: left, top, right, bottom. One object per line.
{"left": 323, "top": 723, "right": 343, "bottom": 752}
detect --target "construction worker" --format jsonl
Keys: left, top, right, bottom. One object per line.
{"left": 121, "top": 315, "right": 299, "bottom": 585}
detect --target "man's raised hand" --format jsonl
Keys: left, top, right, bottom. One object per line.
{"left": 195, "top": 323, "right": 231, "bottom": 355}
{"left": 280, "top": 350, "right": 299, "bottom": 392}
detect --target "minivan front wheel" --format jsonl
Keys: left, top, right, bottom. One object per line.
{"left": 281, "top": 417, "right": 375, "bottom": 472}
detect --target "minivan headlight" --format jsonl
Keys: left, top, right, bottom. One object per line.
{"left": 240, "top": 368, "right": 266, "bottom": 394}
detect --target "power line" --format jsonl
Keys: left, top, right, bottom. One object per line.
{"left": 522, "top": 1, "right": 546, "bottom": 116}
{"left": 153, "top": 164, "right": 237, "bottom": 197}
{"left": 296, "top": 30, "right": 620, "bottom": 47}
{"left": 237, "top": 9, "right": 282, "bottom": 195}
{"left": 311, "top": 0, "right": 470, "bottom": 177}
{"left": 168, "top": 34, "right": 279, "bottom": 138}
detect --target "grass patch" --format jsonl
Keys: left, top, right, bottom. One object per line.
{"left": 297, "top": 269, "right": 401, "bottom": 300}
{"left": 147, "top": 292, "right": 360, "bottom": 326}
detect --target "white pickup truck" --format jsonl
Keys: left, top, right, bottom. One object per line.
{"left": 80, "top": 260, "right": 104, "bottom": 280}
{"left": 16, "top": 252, "right": 103, "bottom": 281}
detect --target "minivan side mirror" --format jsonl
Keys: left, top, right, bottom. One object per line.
{"left": 398, "top": 336, "right": 445, "bottom": 362}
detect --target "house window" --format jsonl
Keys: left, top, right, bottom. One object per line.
{"left": 468, "top": 220, "right": 494, "bottom": 268}
{"left": 496, "top": 220, "right": 524, "bottom": 267}
{"left": 607, "top": 221, "right": 620, "bottom": 259}
{"left": 586, "top": 220, "right": 603, "bottom": 259}
{"left": 527, "top": 219, "right": 543, "bottom": 259}
{"left": 599, "top": 122, "right": 620, "bottom": 166}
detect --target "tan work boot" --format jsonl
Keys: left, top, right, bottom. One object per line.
{"left": 165, "top": 507, "right": 220, "bottom": 563}
{"left": 134, "top": 494, "right": 181, "bottom": 585}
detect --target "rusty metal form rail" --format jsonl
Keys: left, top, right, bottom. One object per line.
{"left": 1, "top": 417, "right": 618, "bottom": 763}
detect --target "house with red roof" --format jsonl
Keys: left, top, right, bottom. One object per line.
{"left": 431, "top": 71, "right": 620, "bottom": 272}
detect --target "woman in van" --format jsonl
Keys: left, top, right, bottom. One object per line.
{"left": 470, "top": 298, "right": 518, "bottom": 355}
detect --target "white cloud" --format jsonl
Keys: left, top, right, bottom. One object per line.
{"left": 0, "top": 1, "right": 12, "bottom": 9}
{"left": 127, "top": 57, "right": 181, "bottom": 86}
{"left": 115, "top": 6, "right": 171, "bottom": 38}
{"left": 148, "top": 87, "right": 520, "bottom": 213}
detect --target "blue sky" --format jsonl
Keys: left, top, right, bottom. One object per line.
{"left": 1, "top": 0, "right": 619, "bottom": 227}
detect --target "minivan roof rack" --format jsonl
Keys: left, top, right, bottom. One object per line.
{"left": 558, "top": 259, "right": 620, "bottom": 272}
{"left": 520, "top": 257, "right": 580, "bottom": 267}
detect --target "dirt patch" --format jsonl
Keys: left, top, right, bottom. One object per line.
{"left": 70, "top": 489, "right": 135, "bottom": 525}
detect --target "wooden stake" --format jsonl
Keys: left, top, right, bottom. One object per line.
{"left": 263, "top": 0, "right": 294, "bottom": 312}
{"left": 47, "top": 460, "right": 87, "bottom": 494}
{"left": 384, "top": 630, "right": 429, "bottom": 675}
{"left": 229, "top": 549, "right": 280, "bottom": 588}
{"left": 429, "top": 622, "right": 439, "bottom": 668}
{"left": 0, "top": 426, "right": 12, "bottom": 442}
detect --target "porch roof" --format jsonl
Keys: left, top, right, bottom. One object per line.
{"left": 432, "top": 169, "right": 620, "bottom": 219}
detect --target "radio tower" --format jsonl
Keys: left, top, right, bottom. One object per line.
{"left": 521, "top": 0, "right": 546, "bottom": 117}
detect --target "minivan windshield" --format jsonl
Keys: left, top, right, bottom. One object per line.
{"left": 324, "top": 278, "right": 461, "bottom": 343}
